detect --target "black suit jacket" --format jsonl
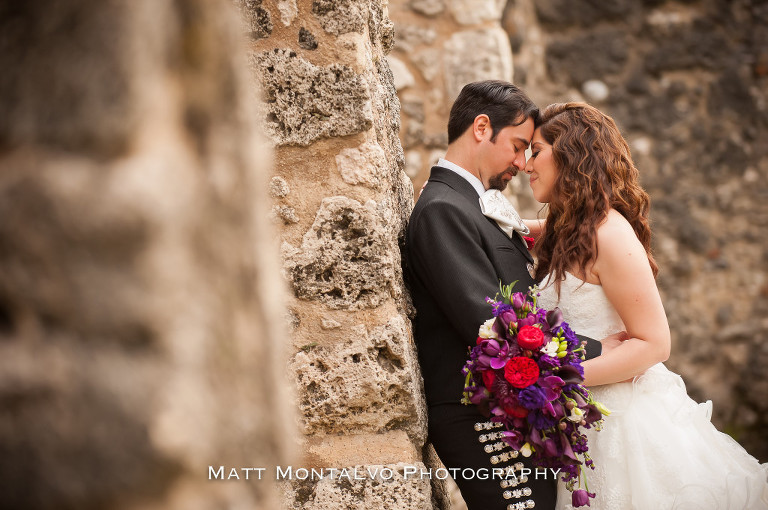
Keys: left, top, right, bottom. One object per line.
{"left": 405, "top": 166, "right": 601, "bottom": 407}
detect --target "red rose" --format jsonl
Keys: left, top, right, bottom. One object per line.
{"left": 482, "top": 369, "right": 496, "bottom": 389}
{"left": 517, "top": 325, "right": 545, "bottom": 350}
{"left": 523, "top": 236, "right": 535, "bottom": 250}
{"left": 504, "top": 356, "right": 540, "bottom": 388}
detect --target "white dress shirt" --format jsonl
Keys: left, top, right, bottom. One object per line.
{"left": 437, "top": 158, "right": 486, "bottom": 197}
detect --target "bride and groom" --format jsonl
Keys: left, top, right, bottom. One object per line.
{"left": 404, "top": 80, "right": 768, "bottom": 509}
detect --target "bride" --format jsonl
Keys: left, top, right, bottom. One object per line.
{"left": 522, "top": 102, "right": 768, "bottom": 509}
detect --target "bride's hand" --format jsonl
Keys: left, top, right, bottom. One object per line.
{"left": 600, "top": 330, "right": 630, "bottom": 353}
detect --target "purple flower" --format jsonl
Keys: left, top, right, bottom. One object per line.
{"left": 539, "top": 375, "right": 565, "bottom": 401}
{"left": 499, "top": 310, "right": 518, "bottom": 332}
{"left": 572, "top": 489, "right": 595, "bottom": 507}
{"left": 546, "top": 308, "right": 564, "bottom": 330}
{"left": 543, "top": 436, "right": 559, "bottom": 457}
{"left": 501, "top": 429, "right": 524, "bottom": 450}
{"left": 519, "top": 385, "right": 547, "bottom": 410}
{"left": 560, "top": 432, "right": 578, "bottom": 461}
{"left": 512, "top": 292, "right": 526, "bottom": 309}
{"left": 557, "top": 365, "right": 584, "bottom": 384}
{"left": 527, "top": 410, "right": 556, "bottom": 429}
{"left": 517, "top": 313, "right": 538, "bottom": 328}
{"left": 477, "top": 338, "right": 511, "bottom": 369}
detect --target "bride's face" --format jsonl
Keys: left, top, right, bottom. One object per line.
{"left": 525, "top": 129, "right": 558, "bottom": 203}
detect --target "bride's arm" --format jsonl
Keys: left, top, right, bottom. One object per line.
{"left": 580, "top": 216, "right": 671, "bottom": 387}
{"left": 523, "top": 218, "right": 545, "bottom": 239}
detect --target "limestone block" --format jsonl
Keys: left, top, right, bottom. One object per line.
{"left": 282, "top": 197, "right": 398, "bottom": 309}
{"left": 312, "top": 0, "right": 368, "bottom": 35}
{"left": 335, "top": 141, "right": 389, "bottom": 188}
{"left": 232, "top": 0, "right": 273, "bottom": 39}
{"left": 448, "top": 0, "right": 505, "bottom": 25}
{"left": 443, "top": 28, "right": 513, "bottom": 101}
{"left": 387, "top": 55, "right": 416, "bottom": 91}
{"left": 283, "top": 463, "right": 433, "bottom": 509}
{"left": 277, "top": 0, "right": 298, "bottom": 26}
{"left": 410, "top": 0, "right": 445, "bottom": 17}
{"left": 252, "top": 49, "right": 373, "bottom": 146}
{"left": 393, "top": 24, "right": 437, "bottom": 53}
{"left": 290, "top": 315, "right": 427, "bottom": 441}
{"left": 413, "top": 48, "right": 442, "bottom": 82}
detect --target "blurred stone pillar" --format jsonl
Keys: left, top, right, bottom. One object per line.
{"left": 0, "top": 1, "right": 289, "bottom": 509}
{"left": 233, "top": 1, "right": 436, "bottom": 508}
{"left": 388, "top": 0, "right": 516, "bottom": 201}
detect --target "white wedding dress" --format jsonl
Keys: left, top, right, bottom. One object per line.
{"left": 537, "top": 272, "right": 768, "bottom": 510}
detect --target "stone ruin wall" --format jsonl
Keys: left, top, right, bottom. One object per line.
{"left": 0, "top": 1, "right": 290, "bottom": 509}
{"left": 233, "top": 0, "right": 445, "bottom": 508}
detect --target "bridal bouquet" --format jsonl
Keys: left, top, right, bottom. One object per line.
{"left": 461, "top": 282, "right": 609, "bottom": 507}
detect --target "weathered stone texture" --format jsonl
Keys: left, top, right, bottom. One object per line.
{"left": 291, "top": 316, "right": 426, "bottom": 441}
{"left": 336, "top": 141, "right": 389, "bottom": 188}
{"left": 282, "top": 197, "right": 400, "bottom": 310}
{"left": 242, "top": 0, "right": 430, "bottom": 508}
{"left": 281, "top": 463, "right": 433, "bottom": 509}
{"left": 444, "top": 27, "right": 514, "bottom": 101}
{"left": 233, "top": 0, "right": 273, "bottom": 39}
{"left": 0, "top": 0, "right": 290, "bottom": 508}
{"left": 253, "top": 49, "right": 373, "bottom": 146}
{"left": 507, "top": 0, "right": 768, "bottom": 462}
{"left": 449, "top": 0, "right": 506, "bottom": 25}
{"left": 312, "top": 0, "right": 369, "bottom": 35}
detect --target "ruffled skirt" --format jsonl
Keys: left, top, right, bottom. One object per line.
{"left": 556, "top": 363, "right": 768, "bottom": 510}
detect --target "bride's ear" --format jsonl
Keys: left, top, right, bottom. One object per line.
{"left": 472, "top": 114, "right": 492, "bottom": 142}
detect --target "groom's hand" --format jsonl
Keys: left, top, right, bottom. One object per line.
{"left": 600, "top": 331, "right": 630, "bottom": 353}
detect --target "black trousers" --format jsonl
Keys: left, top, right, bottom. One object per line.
{"left": 428, "top": 403, "right": 558, "bottom": 510}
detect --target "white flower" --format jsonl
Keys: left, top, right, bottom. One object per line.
{"left": 567, "top": 406, "right": 585, "bottom": 422}
{"left": 520, "top": 443, "right": 533, "bottom": 457}
{"left": 478, "top": 318, "right": 499, "bottom": 339}
{"left": 541, "top": 340, "right": 559, "bottom": 357}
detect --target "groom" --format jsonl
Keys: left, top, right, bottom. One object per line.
{"left": 405, "top": 81, "right": 607, "bottom": 510}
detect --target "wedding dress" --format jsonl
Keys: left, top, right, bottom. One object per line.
{"left": 537, "top": 272, "right": 768, "bottom": 510}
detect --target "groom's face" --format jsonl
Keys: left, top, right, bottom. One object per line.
{"left": 478, "top": 117, "right": 535, "bottom": 191}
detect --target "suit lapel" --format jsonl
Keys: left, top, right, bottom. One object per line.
{"left": 427, "top": 166, "right": 534, "bottom": 265}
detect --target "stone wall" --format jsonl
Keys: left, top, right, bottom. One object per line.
{"left": 504, "top": 0, "right": 768, "bottom": 461}
{"left": 388, "top": 0, "right": 520, "bottom": 203}
{"left": 234, "top": 0, "right": 441, "bottom": 508}
{"left": 0, "top": 1, "right": 289, "bottom": 509}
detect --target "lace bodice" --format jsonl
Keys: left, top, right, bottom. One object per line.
{"left": 536, "top": 272, "right": 625, "bottom": 341}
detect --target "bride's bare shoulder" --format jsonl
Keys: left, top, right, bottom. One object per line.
{"left": 596, "top": 209, "right": 642, "bottom": 249}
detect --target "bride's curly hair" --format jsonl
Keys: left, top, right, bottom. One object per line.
{"left": 533, "top": 102, "right": 658, "bottom": 290}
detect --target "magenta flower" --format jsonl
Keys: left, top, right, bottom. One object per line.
{"left": 572, "top": 489, "right": 595, "bottom": 507}
{"left": 539, "top": 375, "right": 565, "bottom": 401}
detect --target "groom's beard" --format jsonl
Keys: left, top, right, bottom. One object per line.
{"left": 488, "top": 168, "right": 517, "bottom": 191}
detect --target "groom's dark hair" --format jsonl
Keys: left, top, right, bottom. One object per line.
{"left": 447, "top": 80, "right": 539, "bottom": 144}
